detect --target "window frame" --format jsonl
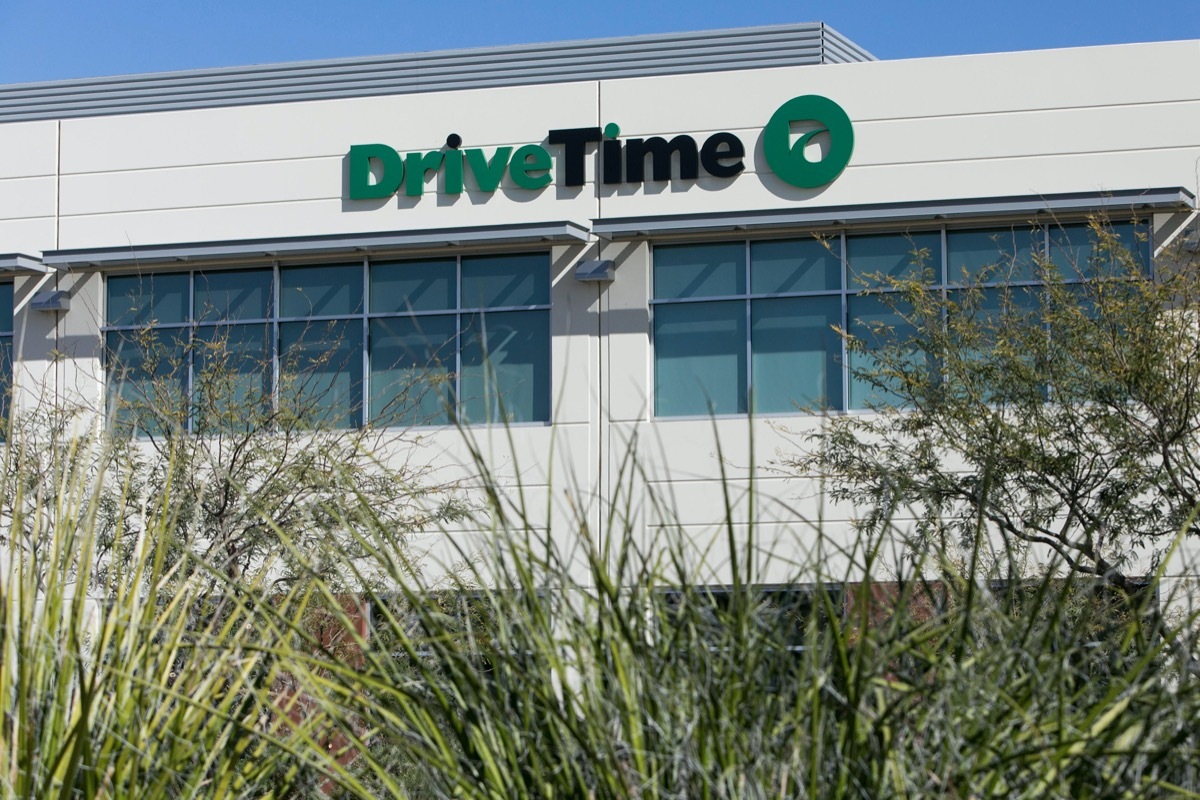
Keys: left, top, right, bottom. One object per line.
{"left": 366, "top": 589, "right": 551, "bottom": 686}
{"left": 101, "top": 250, "right": 554, "bottom": 432}
{"left": 0, "top": 280, "right": 13, "bottom": 422}
{"left": 655, "top": 583, "right": 845, "bottom": 656}
{"left": 649, "top": 217, "right": 1152, "bottom": 419}
{"left": 650, "top": 237, "right": 850, "bottom": 417}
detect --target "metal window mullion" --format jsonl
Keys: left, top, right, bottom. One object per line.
{"left": 744, "top": 240, "right": 752, "bottom": 414}
{"left": 193, "top": 316, "right": 272, "bottom": 328}
{"left": 751, "top": 288, "right": 844, "bottom": 300}
{"left": 541, "top": 251, "right": 553, "bottom": 425}
{"left": 368, "top": 307, "right": 466, "bottom": 320}
{"left": 362, "top": 256, "right": 369, "bottom": 426}
{"left": 939, "top": 226, "right": 949, "bottom": 388}
{"left": 1143, "top": 216, "right": 1155, "bottom": 280}
{"left": 276, "top": 311, "right": 369, "bottom": 324}
{"left": 1039, "top": 224, "right": 1054, "bottom": 401}
{"left": 940, "top": 227, "right": 948, "bottom": 291}
{"left": 428, "top": 303, "right": 550, "bottom": 314}
{"left": 100, "top": 274, "right": 109, "bottom": 419}
{"left": 187, "top": 269, "right": 195, "bottom": 433}
{"left": 455, "top": 256, "right": 463, "bottom": 419}
{"left": 650, "top": 289, "right": 843, "bottom": 305}
{"left": 103, "top": 321, "right": 194, "bottom": 332}
{"left": 1043, "top": 223, "right": 1053, "bottom": 333}
{"left": 272, "top": 261, "right": 280, "bottom": 414}
{"left": 649, "top": 293, "right": 759, "bottom": 306}
{"left": 841, "top": 231, "right": 849, "bottom": 411}
{"left": 648, "top": 242, "right": 656, "bottom": 418}
{"left": 974, "top": 279, "right": 1047, "bottom": 290}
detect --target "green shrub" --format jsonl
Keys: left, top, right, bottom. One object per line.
{"left": 262, "top": 441, "right": 1200, "bottom": 800}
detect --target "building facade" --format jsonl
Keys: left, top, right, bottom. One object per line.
{"left": 0, "top": 24, "right": 1197, "bottom": 585}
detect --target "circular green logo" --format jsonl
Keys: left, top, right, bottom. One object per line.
{"left": 763, "top": 95, "right": 854, "bottom": 189}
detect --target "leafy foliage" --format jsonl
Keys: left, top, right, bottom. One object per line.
{"left": 64, "top": 320, "right": 466, "bottom": 591}
{"left": 783, "top": 217, "right": 1200, "bottom": 588}
{"left": 0, "top": 429, "right": 352, "bottom": 798}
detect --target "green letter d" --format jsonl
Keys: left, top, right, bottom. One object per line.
{"left": 348, "top": 144, "right": 404, "bottom": 200}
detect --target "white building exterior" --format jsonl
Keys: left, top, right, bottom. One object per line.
{"left": 0, "top": 24, "right": 1197, "bottom": 586}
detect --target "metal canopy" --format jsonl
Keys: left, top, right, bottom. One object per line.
{"left": 0, "top": 253, "right": 50, "bottom": 273}
{"left": 22, "top": 189, "right": 1198, "bottom": 271}
{"left": 591, "top": 188, "right": 1198, "bottom": 239}
{"left": 42, "top": 221, "right": 591, "bottom": 269}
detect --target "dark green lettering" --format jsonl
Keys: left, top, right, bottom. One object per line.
{"left": 348, "top": 144, "right": 403, "bottom": 200}
{"left": 404, "top": 150, "right": 444, "bottom": 197}
{"left": 466, "top": 147, "right": 512, "bottom": 192}
{"left": 443, "top": 148, "right": 464, "bottom": 194}
{"left": 509, "top": 144, "right": 552, "bottom": 190}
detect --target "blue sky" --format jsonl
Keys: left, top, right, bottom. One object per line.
{"left": 0, "top": 0, "right": 1196, "bottom": 84}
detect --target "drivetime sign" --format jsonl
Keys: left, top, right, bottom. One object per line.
{"left": 347, "top": 94, "right": 853, "bottom": 200}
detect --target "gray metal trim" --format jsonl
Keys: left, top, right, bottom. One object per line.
{"left": 821, "top": 24, "right": 876, "bottom": 64}
{"left": 44, "top": 221, "right": 590, "bottom": 269}
{"left": 0, "top": 24, "right": 874, "bottom": 123}
{"left": 823, "top": 38, "right": 867, "bottom": 65}
{"left": 592, "top": 188, "right": 1197, "bottom": 238}
{"left": 574, "top": 259, "right": 615, "bottom": 283}
{"left": 0, "top": 253, "right": 50, "bottom": 273}
{"left": 29, "top": 290, "right": 70, "bottom": 312}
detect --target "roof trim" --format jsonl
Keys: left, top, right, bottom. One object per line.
{"left": 592, "top": 188, "right": 1197, "bottom": 238}
{"left": 0, "top": 253, "right": 51, "bottom": 273}
{"left": 43, "top": 221, "right": 590, "bottom": 269}
{"left": 0, "top": 24, "right": 873, "bottom": 123}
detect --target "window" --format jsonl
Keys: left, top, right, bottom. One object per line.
{"left": 658, "top": 584, "right": 843, "bottom": 657}
{"left": 103, "top": 252, "right": 551, "bottom": 432}
{"left": 982, "top": 576, "right": 1159, "bottom": 671}
{"left": 653, "top": 239, "right": 843, "bottom": 415}
{"left": 652, "top": 219, "right": 1149, "bottom": 416}
{"left": 368, "top": 590, "right": 547, "bottom": 696}
{"left": 0, "top": 281, "right": 12, "bottom": 420}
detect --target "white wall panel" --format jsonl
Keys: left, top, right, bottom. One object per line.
{"left": 61, "top": 154, "right": 606, "bottom": 217}
{"left": 597, "top": 146, "right": 1200, "bottom": 220}
{"left": 853, "top": 101, "right": 1200, "bottom": 167}
{"left": 43, "top": 41, "right": 1200, "bottom": 248}
{"left": 0, "top": 217, "right": 56, "bottom": 254}
{"left": 407, "top": 526, "right": 599, "bottom": 587}
{"left": 392, "top": 421, "right": 593, "bottom": 490}
{"left": 0, "top": 176, "right": 56, "bottom": 221}
{"left": 59, "top": 157, "right": 343, "bottom": 216}
{"left": 586, "top": 103, "right": 1200, "bottom": 214}
{"left": 601, "top": 41, "right": 1199, "bottom": 135}
{"left": 599, "top": 240, "right": 651, "bottom": 422}
{"left": 58, "top": 82, "right": 600, "bottom": 174}
{"left": 624, "top": 518, "right": 864, "bottom": 586}
{"left": 56, "top": 188, "right": 598, "bottom": 249}
{"left": 550, "top": 326, "right": 596, "bottom": 427}
{"left": 606, "top": 417, "right": 822, "bottom": 483}
{"left": 0, "top": 121, "right": 57, "bottom": 180}
{"left": 841, "top": 148, "right": 1200, "bottom": 206}
{"left": 642, "top": 477, "right": 860, "bottom": 528}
